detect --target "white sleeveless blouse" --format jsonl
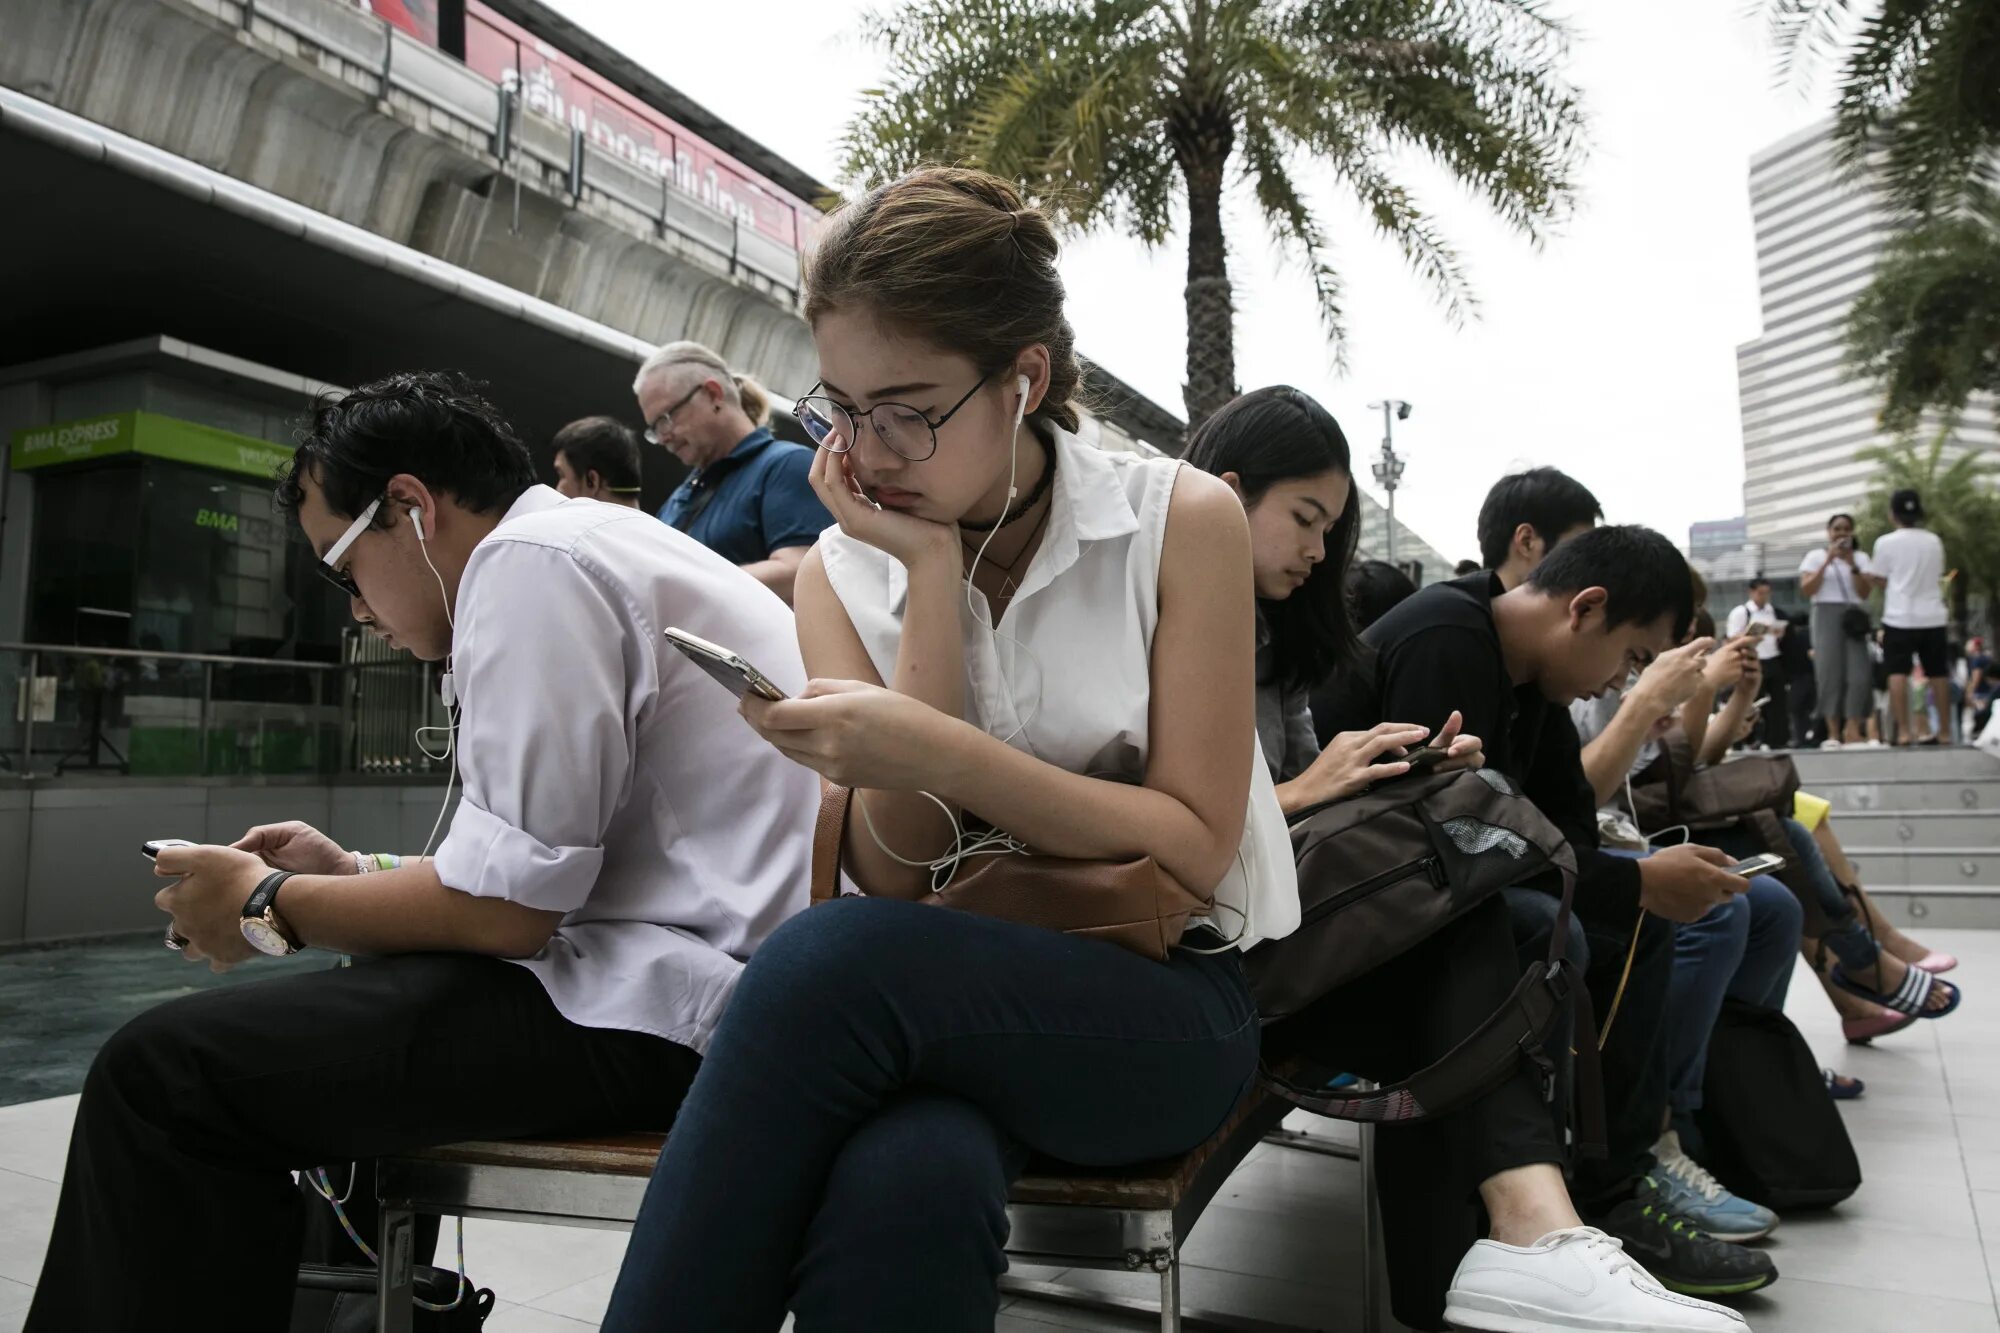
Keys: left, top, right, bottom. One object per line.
{"left": 817, "top": 424, "right": 1300, "bottom": 951}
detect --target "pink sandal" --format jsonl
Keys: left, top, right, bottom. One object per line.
{"left": 1843, "top": 1006, "right": 1919, "bottom": 1044}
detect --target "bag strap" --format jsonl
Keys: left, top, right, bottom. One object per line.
{"left": 812, "top": 783, "right": 852, "bottom": 903}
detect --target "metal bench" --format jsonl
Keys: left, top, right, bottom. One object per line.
{"left": 373, "top": 1082, "right": 1380, "bottom": 1332}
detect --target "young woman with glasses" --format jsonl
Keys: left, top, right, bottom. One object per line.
{"left": 599, "top": 167, "right": 1298, "bottom": 1331}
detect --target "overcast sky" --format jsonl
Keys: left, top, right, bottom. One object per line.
{"left": 542, "top": 0, "right": 1837, "bottom": 561}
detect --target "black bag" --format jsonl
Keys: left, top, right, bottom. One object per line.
{"left": 292, "top": 1265, "right": 494, "bottom": 1332}
{"left": 1692, "top": 999, "right": 1861, "bottom": 1210}
{"left": 1842, "top": 606, "right": 1873, "bottom": 642}
{"left": 1246, "top": 767, "right": 1597, "bottom": 1144}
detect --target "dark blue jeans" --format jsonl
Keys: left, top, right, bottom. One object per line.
{"left": 601, "top": 896, "right": 1262, "bottom": 1333}
{"left": 1665, "top": 875, "right": 1801, "bottom": 1116}
{"left": 1710, "top": 817, "right": 1878, "bottom": 974}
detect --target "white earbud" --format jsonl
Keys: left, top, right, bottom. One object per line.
{"left": 1015, "top": 375, "right": 1030, "bottom": 427}
{"left": 408, "top": 506, "right": 426, "bottom": 542}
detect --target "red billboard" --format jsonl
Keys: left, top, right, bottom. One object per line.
{"left": 462, "top": 2, "right": 815, "bottom": 250}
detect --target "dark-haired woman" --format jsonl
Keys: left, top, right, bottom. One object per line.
{"left": 1183, "top": 388, "right": 1749, "bottom": 1333}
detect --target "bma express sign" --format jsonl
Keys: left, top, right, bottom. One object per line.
{"left": 13, "top": 415, "right": 126, "bottom": 465}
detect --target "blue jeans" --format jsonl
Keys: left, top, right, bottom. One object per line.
{"left": 1710, "top": 818, "right": 1878, "bottom": 974}
{"left": 1667, "top": 875, "right": 1801, "bottom": 1116}
{"left": 601, "top": 896, "right": 1262, "bottom": 1333}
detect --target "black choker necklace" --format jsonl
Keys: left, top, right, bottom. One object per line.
{"left": 959, "top": 432, "right": 1057, "bottom": 533}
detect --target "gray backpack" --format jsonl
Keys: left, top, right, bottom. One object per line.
{"left": 1246, "top": 766, "right": 1600, "bottom": 1145}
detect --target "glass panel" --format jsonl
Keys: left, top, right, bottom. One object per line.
{"left": 344, "top": 630, "right": 449, "bottom": 775}
{"left": 205, "top": 661, "right": 338, "bottom": 778}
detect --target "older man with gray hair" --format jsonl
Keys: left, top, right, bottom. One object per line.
{"left": 635, "top": 340, "right": 829, "bottom": 604}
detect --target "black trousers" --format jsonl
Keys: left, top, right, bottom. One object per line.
{"left": 1505, "top": 886, "right": 1675, "bottom": 1216}
{"left": 26, "top": 953, "right": 700, "bottom": 1333}
{"left": 1760, "top": 665, "right": 1793, "bottom": 749}
{"left": 1265, "top": 895, "right": 1563, "bottom": 1331}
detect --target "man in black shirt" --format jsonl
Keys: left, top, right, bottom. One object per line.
{"left": 1322, "top": 526, "right": 1774, "bottom": 1298}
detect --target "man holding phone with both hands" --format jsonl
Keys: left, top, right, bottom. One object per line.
{"left": 26, "top": 372, "right": 821, "bottom": 1333}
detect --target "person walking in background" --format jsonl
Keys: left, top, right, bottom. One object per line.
{"left": 1870, "top": 489, "right": 1953, "bottom": 746}
{"left": 1724, "top": 576, "right": 1788, "bottom": 748}
{"left": 550, "top": 416, "right": 644, "bottom": 507}
{"left": 1798, "top": 512, "right": 1879, "bottom": 748}
{"left": 633, "top": 341, "right": 832, "bottom": 604}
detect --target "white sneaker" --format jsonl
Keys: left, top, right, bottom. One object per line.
{"left": 1819, "top": 739, "right": 1844, "bottom": 750}
{"left": 1445, "top": 1227, "right": 1750, "bottom": 1332}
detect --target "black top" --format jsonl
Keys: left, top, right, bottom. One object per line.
{"left": 1316, "top": 572, "right": 1643, "bottom": 924}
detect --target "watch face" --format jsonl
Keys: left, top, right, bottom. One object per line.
{"left": 240, "top": 915, "right": 294, "bottom": 957}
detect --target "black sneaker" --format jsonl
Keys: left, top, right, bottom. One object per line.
{"left": 1592, "top": 1178, "right": 1778, "bottom": 1299}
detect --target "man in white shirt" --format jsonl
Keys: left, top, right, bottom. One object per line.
{"left": 1724, "top": 577, "right": 1787, "bottom": 747}
{"left": 1871, "top": 488, "right": 1953, "bottom": 745}
{"left": 27, "top": 372, "right": 819, "bottom": 1332}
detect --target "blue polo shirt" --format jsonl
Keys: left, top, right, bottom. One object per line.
{"left": 657, "top": 428, "right": 831, "bottom": 566}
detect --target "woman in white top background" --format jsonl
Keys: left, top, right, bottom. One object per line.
{"left": 1797, "top": 511, "right": 1883, "bottom": 747}
{"left": 601, "top": 168, "right": 1295, "bottom": 1332}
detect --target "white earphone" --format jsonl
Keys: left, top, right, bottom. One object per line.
{"left": 408, "top": 506, "right": 426, "bottom": 542}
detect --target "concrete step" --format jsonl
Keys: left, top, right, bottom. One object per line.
{"left": 1844, "top": 847, "right": 2000, "bottom": 888}
{"left": 1826, "top": 810, "right": 2000, "bottom": 846}
{"left": 1787, "top": 744, "right": 2000, "bottom": 783}
{"left": 1810, "top": 778, "right": 2000, "bottom": 813}
{"left": 1857, "top": 884, "right": 2000, "bottom": 931}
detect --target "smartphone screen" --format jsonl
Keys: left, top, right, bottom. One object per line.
{"left": 1404, "top": 746, "right": 1448, "bottom": 771}
{"left": 1726, "top": 853, "right": 1785, "bottom": 879}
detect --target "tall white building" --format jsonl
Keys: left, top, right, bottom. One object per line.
{"left": 1736, "top": 122, "right": 1999, "bottom": 568}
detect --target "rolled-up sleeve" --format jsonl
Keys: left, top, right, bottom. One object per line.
{"left": 433, "top": 540, "right": 644, "bottom": 913}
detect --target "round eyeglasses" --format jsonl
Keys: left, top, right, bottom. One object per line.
{"left": 795, "top": 370, "right": 994, "bottom": 463}
{"left": 643, "top": 383, "right": 704, "bottom": 445}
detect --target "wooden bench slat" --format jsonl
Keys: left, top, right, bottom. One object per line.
{"left": 398, "top": 1085, "right": 1271, "bottom": 1211}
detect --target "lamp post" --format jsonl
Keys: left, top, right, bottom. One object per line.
{"left": 1368, "top": 399, "right": 1411, "bottom": 566}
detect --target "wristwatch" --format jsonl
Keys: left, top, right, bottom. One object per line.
{"left": 240, "top": 870, "right": 302, "bottom": 956}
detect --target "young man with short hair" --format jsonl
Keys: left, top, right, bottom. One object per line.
{"left": 27, "top": 372, "right": 821, "bottom": 1332}
{"left": 1871, "top": 489, "right": 1952, "bottom": 745}
{"left": 1476, "top": 466, "right": 1605, "bottom": 588}
{"left": 1724, "top": 578, "right": 1788, "bottom": 749}
{"left": 1320, "top": 525, "right": 1776, "bottom": 1313}
{"left": 552, "top": 414, "right": 645, "bottom": 507}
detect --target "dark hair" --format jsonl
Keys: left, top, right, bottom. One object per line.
{"left": 1692, "top": 606, "right": 1717, "bottom": 640}
{"left": 1827, "top": 512, "right": 1855, "bottom": 529}
{"left": 1476, "top": 467, "right": 1604, "bottom": 570}
{"left": 277, "top": 371, "right": 535, "bottom": 525}
{"left": 1454, "top": 559, "right": 1483, "bottom": 577}
{"left": 804, "top": 167, "right": 1083, "bottom": 432}
{"left": 1891, "top": 488, "right": 1925, "bottom": 523}
{"left": 552, "top": 416, "right": 642, "bottom": 493}
{"left": 1181, "top": 386, "right": 1361, "bottom": 690}
{"left": 1348, "top": 559, "right": 1419, "bottom": 632}
{"left": 1747, "top": 575, "right": 1769, "bottom": 591}
{"left": 1525, "top": 525, "right": 1695, "bottom": 640}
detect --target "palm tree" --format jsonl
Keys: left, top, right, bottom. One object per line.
{"left": 1846, "top": 184, "right": 2000, "bottom": 434}
{"left": 1854, "top": 434, "right": 2000, "bottom": 636}
{"left": 1767, "top": 0, "right": 2000, "bottom": 217}
{"left": 840, "top": 0, "right": 1585, "bottom": 431}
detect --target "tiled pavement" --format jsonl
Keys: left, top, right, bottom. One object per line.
{"left": 0, "top": 930, "right": 1995, "bottom": 1332}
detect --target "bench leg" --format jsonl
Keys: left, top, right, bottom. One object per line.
{"left": 376, "top": 1205, "right": 416, "bottom": 1333}
{"left": 1158, "top": 1254, "right": 1182, "bottom": 1333}
{"left": 1359, "top": 1120, "right": 1381, "bottom": 1333}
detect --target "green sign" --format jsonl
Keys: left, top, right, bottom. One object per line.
{"left": 8, "top": 411, "right": 292, "bottom": 481}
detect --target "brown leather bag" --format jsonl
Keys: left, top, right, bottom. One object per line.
{"left": 1627, "top": 728, "right": 1800, "bottom": 832}
{"left": 810, "top": 784, "right": 1210, "bottom": 962}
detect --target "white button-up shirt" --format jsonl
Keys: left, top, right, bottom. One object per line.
{"left": 1724, "top": 600, "right": 1782, "bottom": 661}
{"left": 818, "top": 427, "right": 1299, "bottom": 951}
{"left": 433, "top": 486, "right": 818, "bottom": 1053}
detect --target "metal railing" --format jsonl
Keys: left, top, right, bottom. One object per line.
{"left": 0, "top": 637, "right": 447, "bottom": 781}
